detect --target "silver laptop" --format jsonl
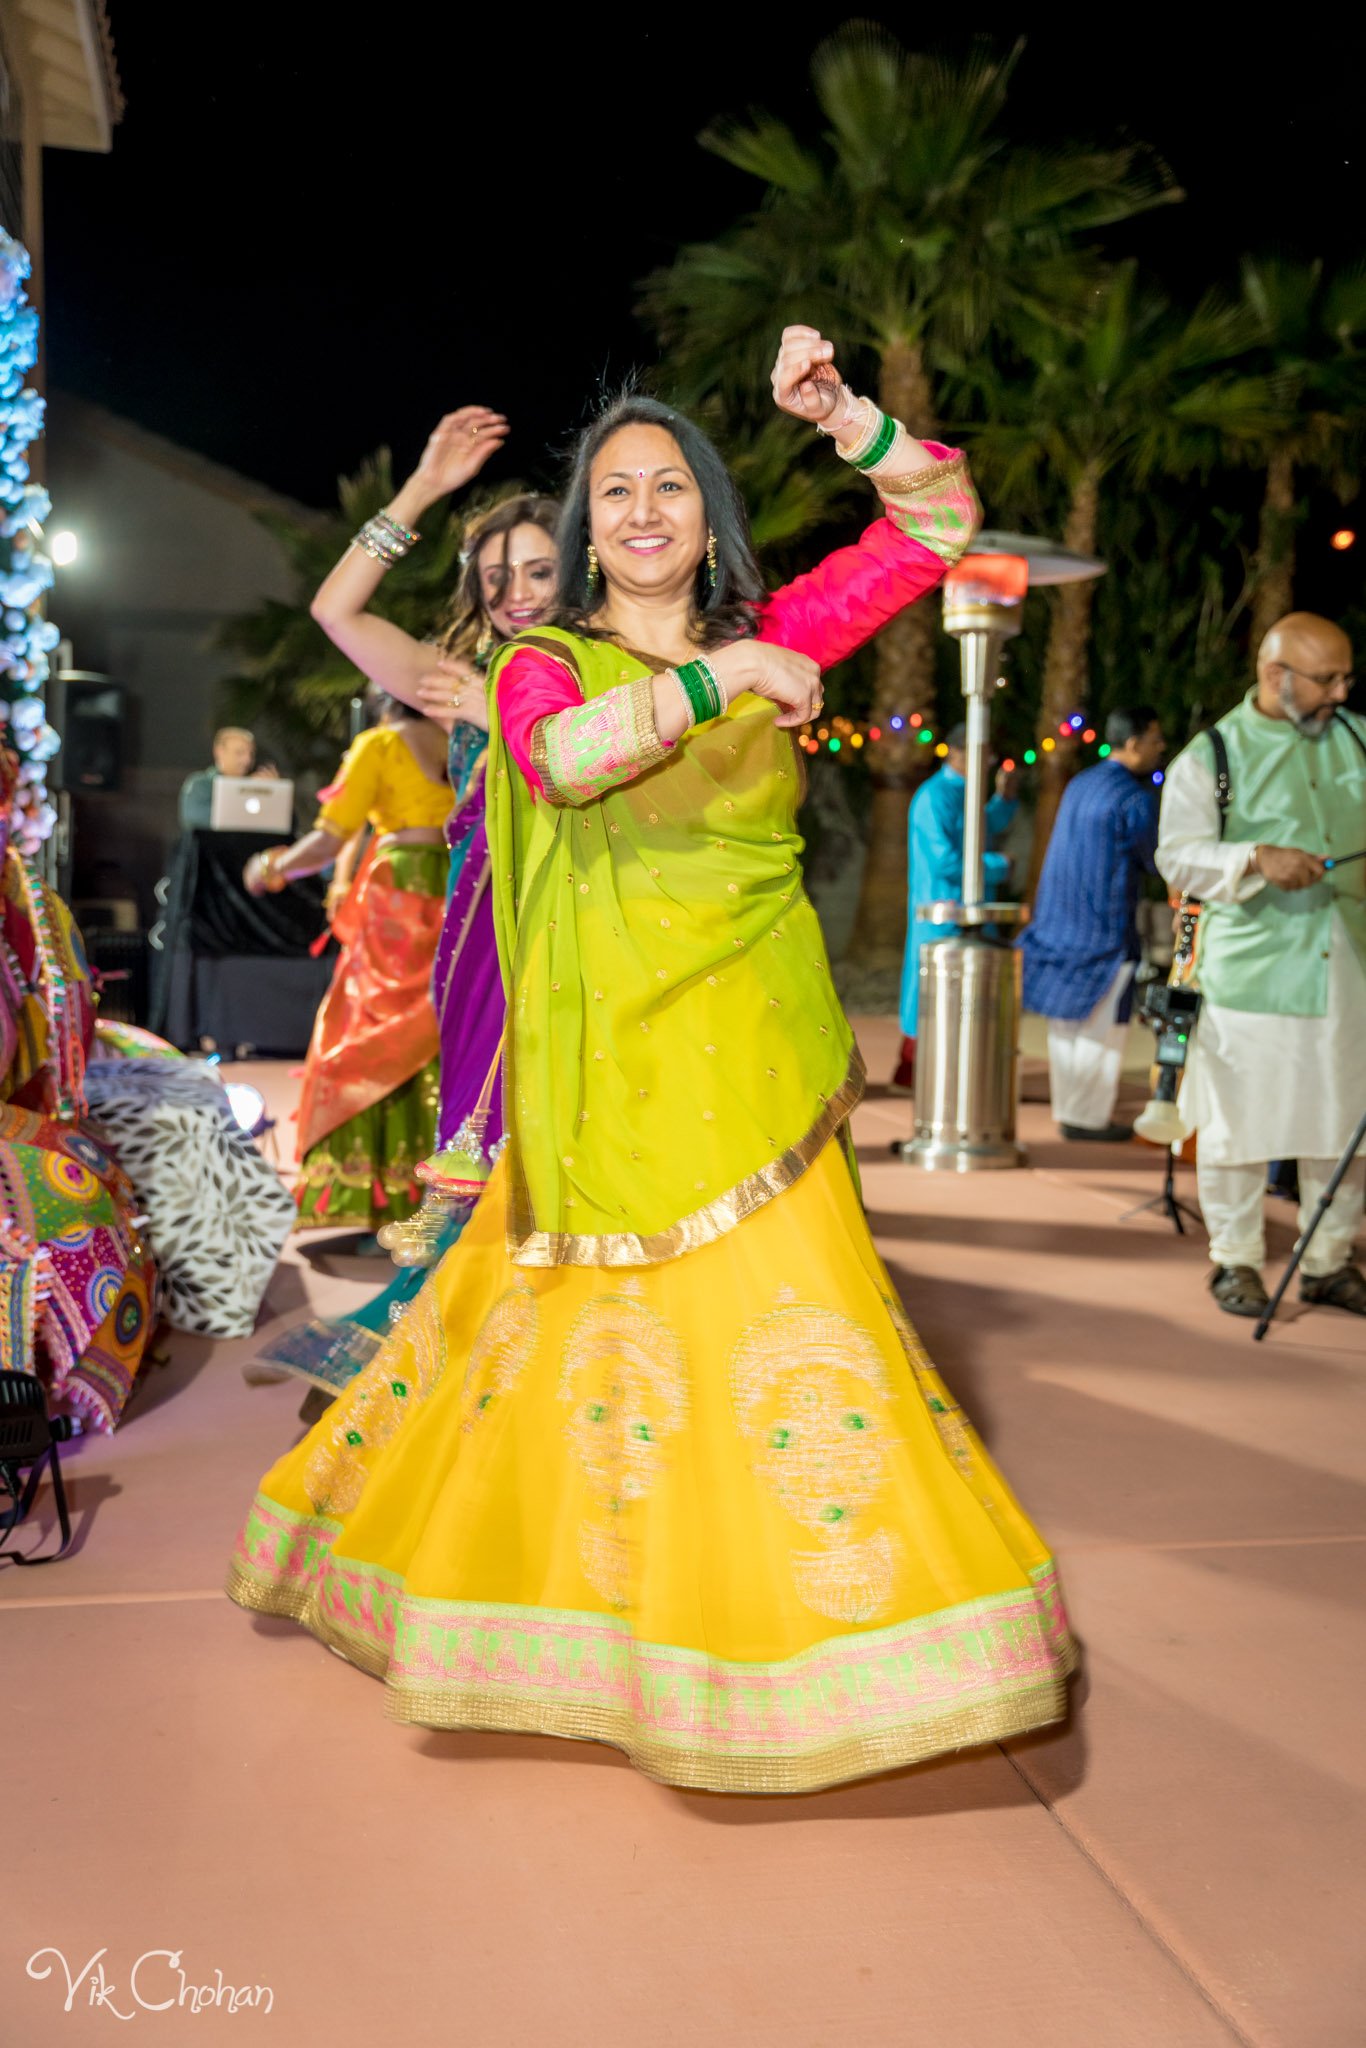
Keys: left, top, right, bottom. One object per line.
{"left": 210, "top": 775, "right": 295, "bottom": 833}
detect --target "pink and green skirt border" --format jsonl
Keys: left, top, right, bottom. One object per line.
{"left": 227, "top": 1491, "right": 1076, "bottom": 1795}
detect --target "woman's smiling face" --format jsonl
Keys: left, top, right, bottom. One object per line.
{"left": 477, "top": 522, "right": 559, "bottom": 640}
{"left": 587, "top": 423, "right": 707, "bottom": 603}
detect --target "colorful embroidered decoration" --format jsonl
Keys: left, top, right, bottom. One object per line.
{"left": 558, "top": 1285, "right": 688, "bottom": 1609}
{"left": 305, "top": 1286, "right": 448, "bottom": 1516}
{"left": 458, "top": 1282, "right": 538, "bottom": 1432}
{"left": 531, "top": 678, "right": 669, "bottom": 807}
{"left": 731, "top": 1290, "right": 900, "bottom": 1624}
{"left": 877, "top": 451, "right": 981, "bottom": 568}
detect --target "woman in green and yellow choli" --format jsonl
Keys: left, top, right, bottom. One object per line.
{"left": 229, "top": 331, "right": 1075, "bottom": 1792}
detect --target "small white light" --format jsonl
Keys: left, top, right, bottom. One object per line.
{"left": 224, "top": 1082, "right": 268, "bottom": 1137}
{"left": 51, "top": 531, "right": 79, "bottom": 567}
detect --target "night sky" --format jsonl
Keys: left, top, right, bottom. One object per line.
{"left": 41, "top": 12, "right": 1366, "bottom": 512}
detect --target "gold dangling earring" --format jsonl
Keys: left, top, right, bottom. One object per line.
{"left": 475, "top": 621, "right": 493, "bottom": 665}
{"left": 586, "top": 541, "right": 600, "bottom": 596}
{"left": 706, "top": 528, "right": 718, "bottom": 594}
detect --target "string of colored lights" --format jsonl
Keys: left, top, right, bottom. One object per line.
{"left": 798, "top": 709, "right": 1116, "bottom": 770}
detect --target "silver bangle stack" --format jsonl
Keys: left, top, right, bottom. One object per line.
{"left": 354, "top": 510, "right": 421, "bottom": 564}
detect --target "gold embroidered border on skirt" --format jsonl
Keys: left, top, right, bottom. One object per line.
{"left": 225, "top": 1553, "right": 1074, "bottom": 1797}
{"left": 381, "top": 1674, "right": 1071, "bottom": 1795}
{"left": 505, "top": 1041, "right": 867, "bottom": 1268}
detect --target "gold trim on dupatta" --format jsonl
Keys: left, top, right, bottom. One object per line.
{"left": 505, "top": 1041, "right": 867, "bottom": 1268}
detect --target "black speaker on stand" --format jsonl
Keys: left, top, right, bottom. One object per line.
{"left": 48, "top": 670, "right": 125, "bottom": 796}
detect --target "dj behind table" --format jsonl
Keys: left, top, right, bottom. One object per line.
{"left": 149, "top": 772, "right": 336, "bottom": 1057}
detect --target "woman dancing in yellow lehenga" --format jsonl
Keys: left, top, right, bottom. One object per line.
{"left": 228, "top": 326, "right": 1076, "bottom": 1793}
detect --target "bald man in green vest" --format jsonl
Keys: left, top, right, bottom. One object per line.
{"left": 1157, "top": 613, "right": 1366, "bottom": 1320}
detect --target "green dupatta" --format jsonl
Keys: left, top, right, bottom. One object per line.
{"left": 486, "top": 627, "right": 860, "bottom": 1266}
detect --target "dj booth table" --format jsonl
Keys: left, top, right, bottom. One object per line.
{"left": 149, "top": 829, "right": 335, "bottom": 1057}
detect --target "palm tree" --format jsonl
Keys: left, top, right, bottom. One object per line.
{"left": 642, "top": 25, "right": 1179, "bottom": 960}
{"left": 725, "top": 411, "right": 864, "bottom": 560}
{"left": 961, "top": 265, "right": 1264, "bottom": 888}
{"left": 216, "top": 451, "right": 467, "bottom": 777}
{"left": 1236, "top": 257, "right": 1366, "bottom": 647}
{"left": 1089, "top": 492, "right": 1258, "bottom": 744}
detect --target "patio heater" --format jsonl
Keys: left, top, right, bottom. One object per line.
{"left": 896, "top": 531, "right": 1106, "bottom": 1172}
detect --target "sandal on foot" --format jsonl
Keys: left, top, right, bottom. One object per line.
{"left": 1210, "top": 1264, "right": 1269, "bottom": 1318}
{"left": 1300, "top": 1264, "right": 1366, "bottom": 1316}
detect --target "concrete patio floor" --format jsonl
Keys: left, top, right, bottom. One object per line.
{"left": 4, "top": 1017, "right": 1363, "bottom": 2047}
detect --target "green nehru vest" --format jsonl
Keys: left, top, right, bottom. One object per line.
{"left": 1183, "top": 690, "right": 1366, "bottom": 1015}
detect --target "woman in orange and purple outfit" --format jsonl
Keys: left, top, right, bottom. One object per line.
{"left": 245, "top": 697, "right": 452, "bottom": 1230}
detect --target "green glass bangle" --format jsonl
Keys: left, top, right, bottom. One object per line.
{"left": 672, "top": 669, "right": 702, "bottom": 725}
{"left": 846, "top": 410, "right": 898, "bottom": 473}
{"left": 693, "top": 656, "right": 724, "bottom": 718}
{"left": 676, "top": 657, "right": 724, "bottom": 725}
{"left": 672, "top": 665, "right": 711, "bottom": 726}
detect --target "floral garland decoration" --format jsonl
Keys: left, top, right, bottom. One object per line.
{"left": 0, "top": 226, "right": 61, "bottom": 856}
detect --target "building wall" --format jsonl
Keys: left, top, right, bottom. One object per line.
{"left": 44, "top": 395, "right": 314, "bottom": 914}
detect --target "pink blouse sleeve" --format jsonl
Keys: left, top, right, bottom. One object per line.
{"left": 756, "top": 442, "right": 980, "bottom": 670}
{"left": 496, "top": 644, "right": 670, "bottom": 805}
{"left": 496, "top": 647, "right": 584, "bottom": 799}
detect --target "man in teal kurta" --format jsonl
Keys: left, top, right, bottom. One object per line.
{"left": 1157, "top": 613, "right": 1366, "bottom": 1320}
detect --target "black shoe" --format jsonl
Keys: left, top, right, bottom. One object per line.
{"left": 1299, "top": 1264, "right": 1366, "bottom": 1315}
{"left": 1059, "top": 1122, "right": 1133, "bottom": 1142}
{"left": 1210, "top": 1264, "right": 1269, "bottom": 1318}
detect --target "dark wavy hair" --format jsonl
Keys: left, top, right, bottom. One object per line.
{"left": 554, "top": 395, "right": 764, "bottom": 646}
{"left": 437, "top": 493, "right": 561, "bottom": 660}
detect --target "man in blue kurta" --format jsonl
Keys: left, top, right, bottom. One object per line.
{"left": 1019, "top": 706, "right": 1164, "bottom": 1138}
{"left": 893, "top": 724, "right": 1017, "bottom": 1091}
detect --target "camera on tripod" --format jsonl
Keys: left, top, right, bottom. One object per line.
{"left": 1133, "top": 979, "right": 1203, "bottom": 1145}
{"left": 1140, "top": 980, "right": 1201, "bottom": 1063}
{"left": 0, "top": 1372, "right": 77, "bottom": 1563}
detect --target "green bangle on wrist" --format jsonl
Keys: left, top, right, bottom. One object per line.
{"left": 842, "top": 408, "right": 898, "bottom": 472}
{"left": 674, "top": 656, "right": 725, "bottom": 727}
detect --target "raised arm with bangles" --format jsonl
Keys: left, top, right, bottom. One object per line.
{"left": 496, "top": 424, "right": 978, "bottom": 806}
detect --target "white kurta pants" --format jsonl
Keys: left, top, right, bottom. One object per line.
{"left": 1199, "top": 1156, "right": 1366, "bottom": 1277}
{"left": 1185, "top": 933, "right": 1366, "bottom": 1274}
{"left": 1047, "top": 961, "right": 1135, "bottom": 1131}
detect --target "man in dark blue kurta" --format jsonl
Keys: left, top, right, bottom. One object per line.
{"left": 1019, "top": 706, "right": 1165, "bottom": 1139}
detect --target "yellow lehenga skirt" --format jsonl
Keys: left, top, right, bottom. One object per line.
{"left": 228, "top": 1140, "right": 1075, "bottom": 1793}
